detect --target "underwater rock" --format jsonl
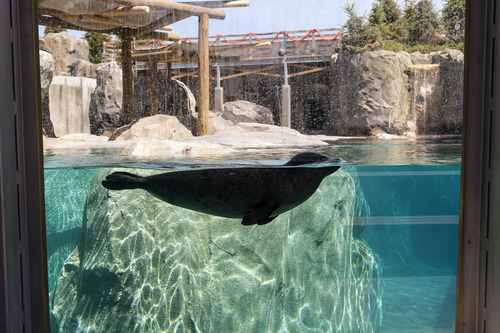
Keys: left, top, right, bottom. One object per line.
{"left": 52, "top": 167, "right": 383, "bottom": 332}
{"left": 44, "top": 168, "right": 96, "bottom": 308}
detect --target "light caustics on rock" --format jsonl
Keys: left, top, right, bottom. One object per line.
{"left": 51, "top": 163, "right": 383, "bottom": 332}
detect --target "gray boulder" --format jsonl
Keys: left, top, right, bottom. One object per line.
{"left": 39, "top": 50, "right": 56, "bottom": 137}
{"left": 112, "top": 115, "right": 193, "bottom": 141}
{"left": 40, "top": 31, "right": 89, "bottom": 76}
{"left": 222, "top": 100, "right": 275, "bottom": 125}
{"left": 427, "top": 49, "right": 464, "bottom": 134}
{"left": 71, "top": 59, "right": 98, "bottom": 78}
{"left": 89, "top": 62, "right": 123, "bottom": 135}
{"left": 330, "top": 50, "right": 412, "bottom": 135}
{"left": 134, "top": 74, "right": 197, "bottom": 134}
{"left": 51, "top": 168, "right": 383, "bottom": 332}
{"left": 330, "top": 49, "right": 464, "bottom": 136}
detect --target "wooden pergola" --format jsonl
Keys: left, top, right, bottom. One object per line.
{"left": 38, "top": 0, "right": 249, "bottom": 135}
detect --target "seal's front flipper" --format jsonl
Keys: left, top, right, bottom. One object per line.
{"left": 102, "top": 172, "right": 145, "bottom": 190}
{"left": 241, "top": 204, "right": 279, "bottom": 226}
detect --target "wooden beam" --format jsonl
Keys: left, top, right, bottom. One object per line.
{"left": 62, "top": 15, "right": 128, "bottom": 27}
{"left": 118, "top": 0, "right": 226, "bottom": 19}
{"left": 39, "top": 15, "right": 127, "bottom": 35}
{"left": 139, "top": 31, "right": 179, "bottom": 40}
{"left": 97, "top": 7, "right": 151, "bottom": 17}
{"left": 220, "top": 64, "right": 281, "bottom": 80}
{"left": 212, "top": 42, "right": 272, "bottom": 56}
{"left": 134, "top": 11, "right": 191, "bottom": 37}
{"left": 288, "top": 67, "right": 327, "bottom": 78}
{"left": 183, "top": 1, "right": 249, "bottom": 8}
{"left": 121, "top": 31, "right": 135, "bottom": 125}
{"left": 197, "top": 13, "right": 210, "bottom": 136}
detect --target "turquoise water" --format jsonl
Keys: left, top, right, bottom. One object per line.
{"left": 44, "top": 138, "right": 461, "bottom": 332}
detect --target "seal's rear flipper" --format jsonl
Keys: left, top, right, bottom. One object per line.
{"left": 102, "top": 172, "right": 144, "bottom": 190}
{"left": 241, "top": 204, "right": 278, "bottom": 226}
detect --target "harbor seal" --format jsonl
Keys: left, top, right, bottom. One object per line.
{"left": 102, "top": 152, "right": 342, "bottom": 225}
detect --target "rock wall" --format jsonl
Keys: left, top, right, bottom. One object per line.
{"left": 427, "top": 50, "right": 464, "bottom": 134}
{"left": 40, "top": 31, "right": 89, "bottom": 76}
{"left": 49, "top": 76, "right": 96, "bottom": 137}
{"left": 329, "top": 49, "right": 464, "bottom": 135}
{"left": 51, "top": 168, "right": 383, "bottom": 332}
{"left": 330, "top": 50, "right": 412, "bottom": 135}
{"left": 173, "top": 49, "right": 463, "bottom": 136}
{"left": 40, "top": 51, "right": 56, "bottom": 137}
{"left": 89, "top": 62, "right": 123, "bottom": 135}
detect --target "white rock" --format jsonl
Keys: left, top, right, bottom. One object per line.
{"left": 114, "top": 115, "right": 193, "bottom": 141}
{"left": 123, "top": 140, "right": 236, "bottom": 158}
{"left": 197, "top": 123, "right": 329, "bottom": 148}
{"left": 49, "top": 76, "right": 96, "bottom": 137}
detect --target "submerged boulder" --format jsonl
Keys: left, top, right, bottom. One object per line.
{"left": 52, "top": 168, "right": 383, "bottom": 332}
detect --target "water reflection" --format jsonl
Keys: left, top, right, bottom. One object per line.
{"left": 320, "top": 136, "right": 462, "bottom": 166}
{"left": 43, "top": 137, "right": 462, "bottom": 169}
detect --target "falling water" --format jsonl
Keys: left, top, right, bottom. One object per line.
{"left": 409, "top": 64, "right": 440, "bottom": 135}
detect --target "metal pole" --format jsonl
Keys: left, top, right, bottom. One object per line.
{"left": 281, "top": 52, "right": 291, "bottom": 127}
{"left": 214, "top": 64, "right": 224, "bottom": 112}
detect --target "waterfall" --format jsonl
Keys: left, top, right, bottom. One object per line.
{"left": 409, "top": 64, "right": 440, "bottom": 135}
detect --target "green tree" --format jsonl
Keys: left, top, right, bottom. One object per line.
{"left": 44, "top": 26, "right": 66, "bottom": 36}
{"left": 404, "top": 0, "right": 439, "bottom": 45}
{"left": 369, "top": 0, "right": 405, "bottom": 42}
{"left": 84, "top": 32, "right": 111, "bottom": 64}
{"left": 442, "top": 0, "right": 466, "bottom": 43}
{"left": 342, "top": 2, "right": 380, "bottom": 51}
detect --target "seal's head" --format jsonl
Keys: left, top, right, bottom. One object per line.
{"left": 283, "top": 152, "right": 339, "bottom": 166}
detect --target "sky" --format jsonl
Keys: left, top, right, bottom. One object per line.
{"left": 170, "top": 0, "right": 445, "bottom": 37}
{"left": 39, "top": 0, "right": 445, "bottom": 38}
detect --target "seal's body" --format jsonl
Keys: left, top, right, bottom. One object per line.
{"left": 102, "top": 152, "right": 341, "bottom": 225}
